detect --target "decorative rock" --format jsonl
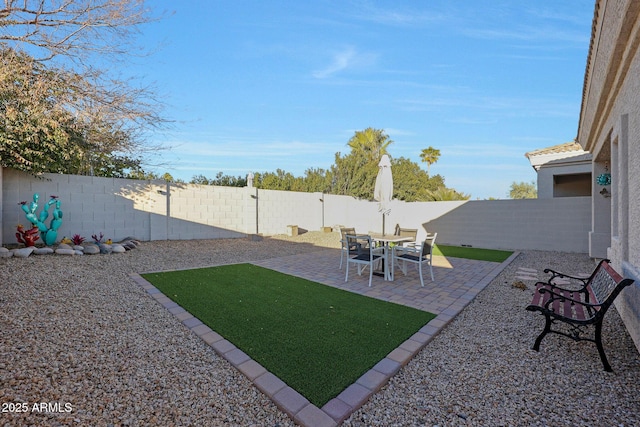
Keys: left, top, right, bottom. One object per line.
{"left": 4, "top": 239, "right": 141, "bottom": 259}
{"left": 33, "top": 247, "right": 55, "bottom": 255}
{"left": 83, "top": 245, "right": 100, "bottom": 255}
{"left": 121, "top": 237, "right": 141, "bottom": 246}
{"left": 99, "top": 243, "right": 112, "bottom": 254}
{"left": 12, "top": 247, "right": 34, "bottom": 258}
{"left": 55, "top": 248, "right": 75, "bottom": 255}
{"left": 0, "top": 247, "right": 13, "bottom": 258}
{"left": 120, "top": 241, "right": 136, "bottom": 250}
{"left": 111, "top": 244, "right": 126, "bottom": 253}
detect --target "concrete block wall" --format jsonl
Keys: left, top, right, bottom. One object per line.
{"left": 323, "top": 195, "right": 383, "bottom": 235}
{"left": 165, "top": 184, "right": 246, "bottom": 240}
{"left": 421, "top": 198, "right": 592, "bottom": 252}
{"left": 386, "top": 200, "right": 467, "bottom": 241}
{"left": 322, "top": 197, "right": 591, "bottom": 253}
{"left": 3, "top": 169, "right": 151, "bottom": 242}
{"left": 2, "top": 168, "right": 591, "bottom": 253}
{"left": 255, "top": 189, "right": 325, "bottom": 235}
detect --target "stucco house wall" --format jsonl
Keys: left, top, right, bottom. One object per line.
{"left": 525, "top": 142, "right": 592, "bottom": 199}
{"left": 577, "top": 0, "right": 640, "bottom": 351}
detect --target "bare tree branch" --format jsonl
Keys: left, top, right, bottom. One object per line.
{"left": 0, "top": 1, "right": 171, "bottom": 176}
{"left": 0, "top": 0, "right": 154, "bottom": 62}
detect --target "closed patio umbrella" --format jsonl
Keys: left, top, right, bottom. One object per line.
{"left": 374, "top": 154, "right": 393, "bottom": 234}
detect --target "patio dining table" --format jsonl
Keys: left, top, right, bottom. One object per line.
{"left": 369, "top": 233, "right": 413, "bottom": 281}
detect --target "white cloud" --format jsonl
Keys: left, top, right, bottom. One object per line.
{"left": 462, "top": 26, "right": 588, "bottom": 45}
{"left": 395, "top": 95, "right": 577, "bottom": 118}
{"left": 312, "top": 46, "right": 377, "bottom": 79}
{"left": 349, "top": 2, "right": 446, "bottom": 27}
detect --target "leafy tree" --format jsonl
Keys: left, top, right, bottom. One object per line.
{"left": 509, "top": 181, "right": 537, "bottom": 199}
{"left": 391, "top": 157, "right": 445, "bottom": 201}
{"left": 190, "top": 174, "right": 211, "bottom": 185}
{"left": 324, "top": 128, "right": 391, "bottom": 198}
{"left": 254, "top": 169, "right": 303, "bottom": 191}
{"left": 248, "top": 129, "right": 467, "bottom": 201}
{"left": 158, "top": 128, "right": 467, "bottom": 201}
{"left": 302, "top": 167, "right": 333, "bottom": 193}
{"left": 190, "top": 172, "right": 247, "bottom": 187}
{"left": 159, "top": 172, "right": 175, "bottom": 182}
{"left": 330, "top": 150, "right": 378, "bottom": 199}
{"left": 126, "top": 168, "right": 159, "bottom": 181}
{"left": 347, "top": 128, "right": 393, "bottom": 164}
{"left": 211, "top": 172, "right": 247, "bottom": 187}
{"left": 84, "top": 154, "right": 144, "bottom": 178}
{"left": 425, "top": 187, "right": 471, "bottom": 201}
{"left": 0, "top": 1, "right": 167, "bottom": 177}
{"left": 0, "top": 49, "right": 81, "bottom": 173}
{"left": 420, "top": 146, "right": 441, "bottom": 175}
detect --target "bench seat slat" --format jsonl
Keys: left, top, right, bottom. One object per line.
{"left": 525, "top": 259, "right": 634, "bottom": 372}
{"left": 561, "top": 291, "right": 575, "bottom": 318}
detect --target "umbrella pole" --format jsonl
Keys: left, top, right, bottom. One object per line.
{"left": 382, "top": 213, "right": 385, "bottom": 235}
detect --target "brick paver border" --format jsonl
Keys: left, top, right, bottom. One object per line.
{"left": 130, "top": 250, "right": 519, "bottom": 426}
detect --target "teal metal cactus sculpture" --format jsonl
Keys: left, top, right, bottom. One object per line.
{"left": 19, "top": 193, "right": 63, "bottom": 246}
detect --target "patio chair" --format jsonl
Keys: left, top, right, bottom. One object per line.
{"left": 345, "top": 234, "right": 385, "bottom": 287}
{"left": 339, "top": 227, "right": 363, "bottom": 269}
{"left": 391, "top": 233, "right": 437, "bottom": 286}
{"left": 395, "top": 226, "right": 419, "bottom": 247}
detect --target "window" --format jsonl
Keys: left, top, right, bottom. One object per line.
{"left": 553, "top": 173, "right": 592, "bottom": 197}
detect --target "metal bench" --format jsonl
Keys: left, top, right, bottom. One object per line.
{"left": 526, "top": 259, "right": 634, "bottom": 371}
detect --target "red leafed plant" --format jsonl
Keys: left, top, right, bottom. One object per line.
{"left": 16, "top": 224, "right": 40, "bottom": 247}
{"left": 71, "top": 234, "right": 85, "bottom": 245}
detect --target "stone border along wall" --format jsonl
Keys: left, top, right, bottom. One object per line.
{"left": 1, "top": 168, "right": 592, "bottom": 253}
{"left": 0, "top": 238, "right": 140, "bottom": 258}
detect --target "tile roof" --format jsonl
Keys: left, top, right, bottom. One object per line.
{"left": 524, "top": 141, "right": 584, "bottom": 159}
{"left": 577, "top": 0, "right": 602, "bottom": 145}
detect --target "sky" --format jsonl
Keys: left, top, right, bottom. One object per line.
{"left": 132, "top": 0, "right": 595, "bottom": 200}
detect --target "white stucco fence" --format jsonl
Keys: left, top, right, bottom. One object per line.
{"left": 1, "top": 168, "right": 591, "bottom": 252}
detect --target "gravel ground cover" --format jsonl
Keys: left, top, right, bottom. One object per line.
{"left": 1, "top": 232, "right": 639, "bottom": 426}
{"left": 344, "top": 250, "right": 640, "bottom": 427}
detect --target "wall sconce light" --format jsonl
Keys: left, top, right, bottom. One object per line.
{"left": 599, "top": 188, "right": 611, "bottom": 198}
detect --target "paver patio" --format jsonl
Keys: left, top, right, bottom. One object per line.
{"left": 132, "top": 247, "right": 517, "bottom": 426}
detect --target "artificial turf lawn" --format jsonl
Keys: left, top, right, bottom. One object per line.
{"left": 142, "top": 263, "right": 435, "bottom": 407}
{"left": 433, "top": 244, "right": 512, "bottom": 262}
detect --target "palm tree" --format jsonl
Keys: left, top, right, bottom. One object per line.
{"left": 426, "top": 187, "right": 470, "bottom": 201}
{"left": 347, "top": 128, "right": 393, "bottom": 163}
{"left": 420, "top": 146, "right": 441, "bottom": 175}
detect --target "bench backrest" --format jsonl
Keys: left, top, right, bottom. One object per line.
{"left": 589, "top": 260, "right": 634, "bottom": 308}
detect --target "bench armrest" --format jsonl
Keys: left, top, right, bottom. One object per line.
{"left": 543, "top": 269, "right": 590, "bottom": 292}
